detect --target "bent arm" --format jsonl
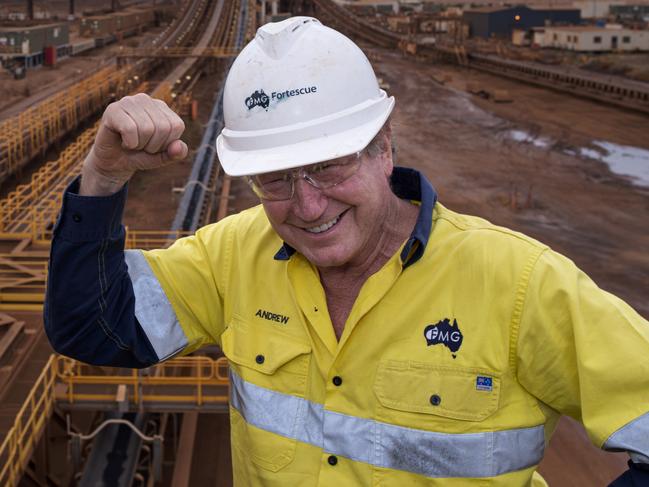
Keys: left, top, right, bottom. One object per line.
{"left": 45, "top": 177, "right": 223, "bottom": 368}
{"left": 44, "top": 178, "right": 160, "bottom": 367}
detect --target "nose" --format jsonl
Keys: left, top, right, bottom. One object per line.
{"left": 291, "top": 177, "right": 327, "bottom": 222}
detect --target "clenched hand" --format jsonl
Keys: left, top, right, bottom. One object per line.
{"left": 80, "top": 93, "right": 188, "bottom": 196}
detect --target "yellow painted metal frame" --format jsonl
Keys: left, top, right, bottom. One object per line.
{"left": 56, "top": 355, "right": 230, "bottom": 407}
{"left": 0, "top": 3, "right": 258, "bottom": 484}
{"left": 0, "top": 64, "right": 147, "bottom": 186}
{"left": 0, "top": 354, "right": 57, "bottom": 487}
{"left": 0, "top": 354, "right": 230, "bottom": 487}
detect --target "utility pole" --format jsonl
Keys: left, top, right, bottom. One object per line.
{"left": 70, "top": 0, "right": 75, "bottom": 16}
{"left": 27, "top": 0, "right": 34, "bottom": 20}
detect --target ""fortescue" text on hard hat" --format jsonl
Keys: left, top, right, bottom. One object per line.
{"left": 272, "top": 86, "right": 317, "bottom": 101}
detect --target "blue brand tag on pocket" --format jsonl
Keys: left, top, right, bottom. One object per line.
{"left": 476, "top": 376, "right": 493, "bottom": 391}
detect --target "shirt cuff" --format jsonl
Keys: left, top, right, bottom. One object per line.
{"left": 54, "top": 176, "right": 128, "bottom": 242}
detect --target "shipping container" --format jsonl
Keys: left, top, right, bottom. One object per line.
{"left": 80, "top": 15, "right": 117, "bottom": 38}
{"left": 80, "top": 9, "right": 154, "bottom": 38}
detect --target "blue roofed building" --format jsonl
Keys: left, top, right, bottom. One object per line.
{"left": 463, "top": 6, "right": 581, "bottom": 39}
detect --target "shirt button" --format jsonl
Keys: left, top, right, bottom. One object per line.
{"left": 327, "top": 455, "right": 338, "bottom": 466}
{"left": 255, "top": 354, "right": 265, "bottom": 364}
{"left": 430, "top": 394, "right": 441, "bottom": 406}
{"left": 332, "top": 376, "right": 343, "bottom": 386}
{"left": 72, "top": 213, "right": 82, "bottom": 223}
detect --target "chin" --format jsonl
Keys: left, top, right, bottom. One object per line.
{"left": 299, "top": 246, "right": 353, "bottom": 269}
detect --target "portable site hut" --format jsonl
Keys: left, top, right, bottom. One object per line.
{"left": 0, "top": 23, "right": 69, "bottom": 54}
{"left": 543, "top": 25, "right": 649, "bottom": 51}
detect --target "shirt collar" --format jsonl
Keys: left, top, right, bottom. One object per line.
{"left": 273, "top": 166, "right": 437, "bottom": 268}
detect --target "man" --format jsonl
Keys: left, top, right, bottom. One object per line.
{"left": 45, "top": 17, "right": 649, "bottom": 486}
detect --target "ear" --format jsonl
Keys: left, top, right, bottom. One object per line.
{"left": 382, "top": 151, "right": 394, "bottom": 178}
{"left": 381, "top": 127, "right": 394, "bottom": 178}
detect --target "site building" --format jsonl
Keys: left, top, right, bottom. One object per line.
{"left": 463, "top": 6, "right": 581, "bottom": 38}
{"left": 341, "top": 0, "right": 398, "bottom": 15}
{"left": 610, "top": 4, "right": 649, "bottom": 22}
{"left": 0, "top": 23, "right": 69, "bottom": 54}
{"left": 543, "top": 25, "right": 649, "bottom": 51}
{"left": 572, "top": 0, "right": 624, "bottom": 19}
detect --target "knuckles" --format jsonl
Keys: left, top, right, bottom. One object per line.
{"left": 175, "top": 118, "right": 185, "bottom": 132}
{"left": 101, "top": 93, "right": 185, "bottom": 152}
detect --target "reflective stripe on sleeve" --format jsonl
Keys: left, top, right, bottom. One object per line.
{"left": 124, "top": 250, "right": 188, "bottom": 361}
{"left": 604, "top": 411, "right": 649, "bottom": 463}
{"left": 229, "top": 369, "right": 545, "bottom": 478}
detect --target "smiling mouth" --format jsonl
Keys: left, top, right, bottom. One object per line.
{"left": 304, "top": 211, "right": 345, "bottom": 234}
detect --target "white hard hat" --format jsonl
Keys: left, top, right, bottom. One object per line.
{"left": 216, "top": 16, "right": 394, "bottom": 176}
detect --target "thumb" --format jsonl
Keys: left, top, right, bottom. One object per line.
{"left": 166, "top": 139, "right": 188, "bottom": 161}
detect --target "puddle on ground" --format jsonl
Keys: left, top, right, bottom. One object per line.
{"left": 506, "top": 130, "right": 649, "bottom": 188}
{"left": 581, "top": 141, "right": 649, "bottom": 188}
{"left": 508, "top": 130, "right": 552, "bottom": 149}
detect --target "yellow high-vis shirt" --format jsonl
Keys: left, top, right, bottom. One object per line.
{"left": 124, "top": 169, "right": 649, "bottom": 486}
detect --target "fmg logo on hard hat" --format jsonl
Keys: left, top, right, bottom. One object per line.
{"left": 245, "top": 86, "right": 318, "bottom": 111}
{"left": 245, "top": 90, "right": 270, "bottom": 110}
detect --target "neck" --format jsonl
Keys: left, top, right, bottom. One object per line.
{"left": 319, "top": 196, "right": 417, "bottom": 283}
{"left": 318, "top": 194, "right": 419, "bottom": 339}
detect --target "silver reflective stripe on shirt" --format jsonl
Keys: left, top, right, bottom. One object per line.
{"left": 604, "top": 411, "right": 649, "bottom": 463}
{"left": 124, "top": 250, "right": 188, "bottom": 361}
{"left": 229, "top": 369, "right": 545, "bottom": 478}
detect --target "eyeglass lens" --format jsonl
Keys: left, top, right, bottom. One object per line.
{"left": 251, "top": 152, "right": 362, "bottom": 200}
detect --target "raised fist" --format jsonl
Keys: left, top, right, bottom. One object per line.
{"left": 80, "top": 93, "right": 188, "bottom": 195}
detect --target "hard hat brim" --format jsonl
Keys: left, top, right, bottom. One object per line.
{"left": 216, "top": 93, "right": 395, "bottom": 177}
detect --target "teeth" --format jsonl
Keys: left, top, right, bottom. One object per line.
{"left": 306, "top": 215, "right": 340, "bottom": 234}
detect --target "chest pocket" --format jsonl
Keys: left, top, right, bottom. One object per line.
{"left": 372, "top": 361, "right": 502, "bottom": 486}
{"left": 221, "top": 322, "right": 312, "bottom": 472}
{"left": 374, "top": 360, "right": 501, "bottom": 423}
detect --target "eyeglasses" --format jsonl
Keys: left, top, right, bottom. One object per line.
{"left": 248, "top": 151, "right": 364, "bottom": 201}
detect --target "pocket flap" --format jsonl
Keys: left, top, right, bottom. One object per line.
{"left": 374, "top": 360, "right": 500, "bottom": 421}
{"left": 221, "top": 324, "right": 311, "bottom": 375}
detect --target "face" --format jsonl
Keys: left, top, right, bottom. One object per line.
{"left": 260, "top": 142, "right": 395, "bottom": 269}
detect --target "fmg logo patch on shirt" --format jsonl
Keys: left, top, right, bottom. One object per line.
{"left": 476, "top": 376, "right": 493, "bottom": 391}
{"left": 423, "top": 318, "right": 463, "bottom": 358}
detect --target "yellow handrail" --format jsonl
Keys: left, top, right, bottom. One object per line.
{"left": 0, "top": 354, "right": 230, "bottom": 487}
{"left": 55, "top": 355, "right": 230, "bottom": 408}
{"left": 0, "top": 355, "right": 57, "bottom": 487}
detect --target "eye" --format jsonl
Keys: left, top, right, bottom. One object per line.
{"left": 310, "top": 162, "right": 339, "bottom": 174}
{"left": 257, "top": 172, "right": 291, "bottom": 186}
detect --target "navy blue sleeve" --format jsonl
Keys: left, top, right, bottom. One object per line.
{"left": 609, "top": 461, "right": 649, "bottom": 487}
{"left": 44, "top": 177, "right": 159, "bottom": 368}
